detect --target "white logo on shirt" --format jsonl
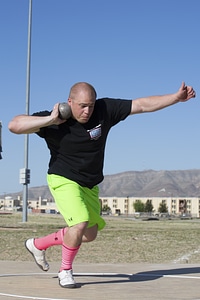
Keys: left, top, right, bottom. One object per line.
{"left": 87, "top": 124, "right": 102, "bottom": 140}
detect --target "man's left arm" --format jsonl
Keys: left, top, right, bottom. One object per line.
{"left": 130, "top": 82, "right": 196, "bottom": 115}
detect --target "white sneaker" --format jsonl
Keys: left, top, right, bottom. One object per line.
{"left": 25, "top": 238, "right": 49, "bottom": 271}
{"left": 58, "top": 269, "right": 77, "bottom": 288}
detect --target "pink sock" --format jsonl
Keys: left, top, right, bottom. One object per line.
{"left": 59, "top": 243, "right": 80, "bottom": 272}
{"left": 34, "top": 228, "right": 67, "bottom": 250}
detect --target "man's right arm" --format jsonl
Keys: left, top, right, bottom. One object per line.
{"left": 8, "top": 103, "right": 66, "bottom": 134}
{"left": 8, "top": 114, "right": 55, "bottom": 134}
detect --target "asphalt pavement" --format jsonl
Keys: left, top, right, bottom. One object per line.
{"left": 0, "top": 261, "right": 200, "bottom": 299}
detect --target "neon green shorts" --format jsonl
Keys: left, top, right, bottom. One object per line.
{"left": 47, "top": 174, "right": 106, "bottom": 230}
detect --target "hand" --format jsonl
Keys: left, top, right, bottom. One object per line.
{"left": 177, "top": 82, "right": 196, "bottom": 102}
{"left": 51, "top": 103, "right": 66, "bottom": 125}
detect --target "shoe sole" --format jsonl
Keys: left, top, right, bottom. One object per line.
{"left": 59, "top": 282, "right": 77, "bottom": 289}
{"left": 25, "top": 240, "right": 49, "bottom": 272}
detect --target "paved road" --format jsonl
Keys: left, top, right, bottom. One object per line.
{"left": 0, "top": 261, "right": 200, "bottom": 299}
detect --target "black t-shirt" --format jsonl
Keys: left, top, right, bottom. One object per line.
{"left": 33, "top": 98, "right": 132, "bottom": 188}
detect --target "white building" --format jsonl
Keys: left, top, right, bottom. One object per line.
{"left": 1, "top": 195, "right": 200, "bottom": 217}
{"left": 100, "top": 196, "right": 200, "bottom": 217}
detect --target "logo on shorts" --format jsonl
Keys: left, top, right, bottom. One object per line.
{"left": 68, "top": 217, "right": 73, "bottom": 222}
{"left": 87, "top": 124, "right": 101, "bottom": 140}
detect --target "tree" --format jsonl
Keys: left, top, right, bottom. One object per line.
{"left": 144, "top": 199, "right": 154, "bottom": 213}
{"left": 102, "top": 204, "right": 111, "bottom": 212}
{"left": 133, "top": 200, "right": 145, "bottom": 212}
{"left": 158, "top": 202, "right": 168, "bottom": 213}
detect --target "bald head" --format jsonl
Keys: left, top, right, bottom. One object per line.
{"left": 68, "top": 82, "right": 97, "bottom": 124}
{"left": 69, "top": 82, "right": 97, "bottom": 100}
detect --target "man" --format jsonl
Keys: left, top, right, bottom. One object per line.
{"left": 8, "top": 81, "right": 196, "bottom": 288}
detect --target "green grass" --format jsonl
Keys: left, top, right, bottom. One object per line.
{"left": 1, "top": 212, "right": 200, "bottom": 264}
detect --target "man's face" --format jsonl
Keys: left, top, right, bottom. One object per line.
{"left": 68, "top": 92, "right": 95, "bottom": 124}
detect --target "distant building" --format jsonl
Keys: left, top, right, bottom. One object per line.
{"left": 100, "top": 196, "right": 200, "bottom": 217}
{"left": 0, "top": 195, "right": 200, "bottom": 217}
{"left": 0, "top": 196, "right": 58, "bottom": 214}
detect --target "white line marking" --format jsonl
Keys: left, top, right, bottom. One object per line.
{"left": 0, "top": 293, "right": 69, "bottom": 300}
{"left": 0, "top": 272, "right": 56, "bottom": 278}
{"left": 0, "top": 272, "right": 132, "bottom": 278}
{"left": 75, "top": 272, "right": 133, "bottom": 276}
{"left": 0, "top": 271, "right": 200, "bottom": 279}
{"left": 137, "top": 273, "right": 200, "bottom": 279}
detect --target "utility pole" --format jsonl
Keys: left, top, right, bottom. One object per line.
{"left": 20, "top": 0, "right": 32, "bottom": 222}
{"left": 0, "top": 121, "right": 2, "bottom": 159}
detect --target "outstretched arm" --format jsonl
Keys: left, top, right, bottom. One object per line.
{"left": 130, "top": 82, "right": 196, "bottom": 115}
{"left": 8, "top": 103, "right": 66, "bottom": 134}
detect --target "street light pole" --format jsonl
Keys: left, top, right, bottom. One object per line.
{"left": 21, "top": 0, "right": 32, "bottom": 222}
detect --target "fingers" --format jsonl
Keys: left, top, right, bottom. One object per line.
{"left": 180, "top": 82, "right": 196, "bottom": 99}
{"left": 191, "top": 89, "right": 196, "bottom": 98}
{"left": 53, "top": 103, "right": 59, "bottom": 110}
{"left": 178, "top": 82, "right": 196, "bottom": 102}
{"left": 187, "top": 86, "right": 196, "bottom": 97}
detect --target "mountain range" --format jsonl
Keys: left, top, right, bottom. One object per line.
{"left": 3, "top": 169, "right": 200, "bottom": 200}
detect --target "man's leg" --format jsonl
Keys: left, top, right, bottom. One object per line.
{"left": 25, "top": 222, "right": 98, "bottom": 282}
{"left": 59, "top": 223, "right": 98, "bottom": 270}
{"left": 29, "top": 175, "right": 105, "bottom": 288}
{"left": 58, "top": 223, "right": 98, "bottom": 288}
{"left": 35, "top": 227, "right": 67, "bottom": 249}
{"left": 25, "top": 227, "right": 67, "bottom": 271}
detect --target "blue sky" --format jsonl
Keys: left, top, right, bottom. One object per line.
{"left": 0, "top": 0, "right": 199, "bottom": 195}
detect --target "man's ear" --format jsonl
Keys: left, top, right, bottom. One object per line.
{"left": 68, "top": 98, "right": 72, "bottom": 105}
